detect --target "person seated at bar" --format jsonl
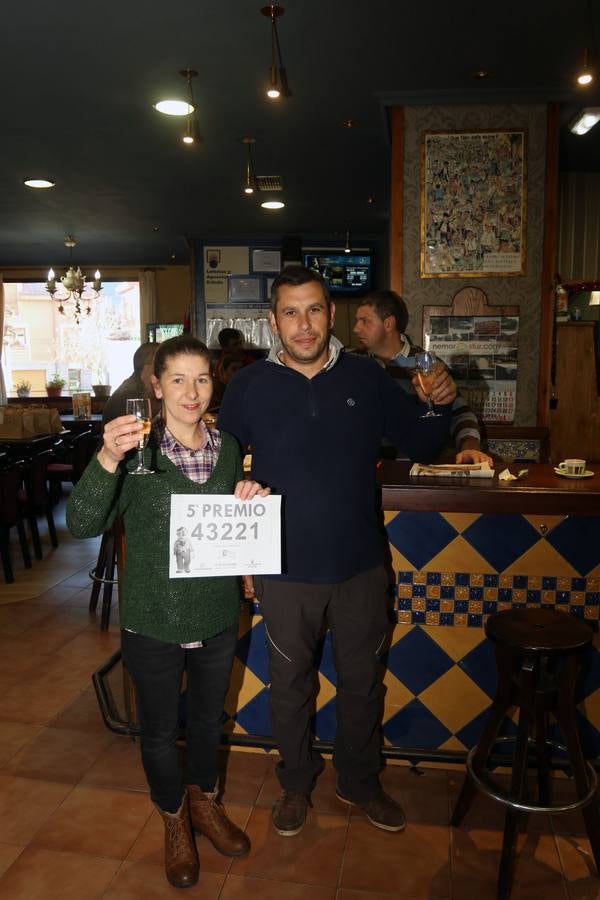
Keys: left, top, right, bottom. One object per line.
{"left": 215, "top": 328, "right": 255, "bottom": 380}
{"left": 102, "top": 342, "right": 160, "bottom": 425}
{"left": 209, "top": 353, "right": 245, "bottom": 412}
{"left": 353, "top": 291, "right": 493, "bottom": 465}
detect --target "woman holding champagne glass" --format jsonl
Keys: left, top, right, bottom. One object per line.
{"left": 67, "top": 335, "right": 269, "bottom": 889}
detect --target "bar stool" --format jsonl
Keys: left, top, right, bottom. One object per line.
{"left": 451, "top": 608, "right": 600, "bottom": 900}
{"left": 89, "top": 522, "right": 119, "bottom": 630}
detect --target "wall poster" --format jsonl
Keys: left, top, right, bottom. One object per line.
{"left": 204, "top": 247, "right": 249, "bottom": 302}
{"left": 424, "top": 313, "right": 519, "bottom": 423}
{"left": 421, "top": 130, "right": 526, "bottom": 278}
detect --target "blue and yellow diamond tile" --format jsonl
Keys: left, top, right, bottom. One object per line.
{"left": 234, "top": 687, "right": 272, "bottom": 737}
{"left": 426, "top": 623, "right": 485, "bottom": 663}
{"left": 386, "top": 511, "right": 458, "bottom": 570}
{"left": 419, "top": 665, "right": 491, "bottom": 734}
{"left": 428, "top": 536, "right": 496, "bottom": 575}
{"left": 225, "top": 658, "right": 266, "bottom": 719}
{"left": 463, "top": 514, "right": 539, "bottom": 573}
{"left": 316, "top": 671, "right": 337, "bottom": 711}
{"left": 459, "top": 639, "right": 498, "bottom": 698}
{"left": 441, "top": 512, "right": 481, "bottom": 532}
{"left": 523, "top": 514, "right": 564, "bottom": 535}
{"left": 383, "top": 669, "right": 414, "bottom": 709}
{"left": 504, "top": 541, "right": 579, "bottom": 578}
{"left": 237, "top": 604, "right": 255, "bottom": 636}
{"left": 546, "top": 518, "right": 600, "bottom": 576}
{"left": 386, "top": 626, "right": 454, "bottom": 695}
{"left": 383, "top": 698, "right": 452, "bottom": 749}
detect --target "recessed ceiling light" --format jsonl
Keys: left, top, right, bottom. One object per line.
{"left": 471, "top": 69, "right": 491, "bottom": 80}
{"left": 261, "top": 199, "right": 285, "bottom": 209}
{"left": 153, "top": 99, "right": 194, "bottom": 116}
{"left": 24, "top": 178, "right": 55, "bottom": 189}
{"left": 342, "top": 119, "right": 357, "bottom": 128}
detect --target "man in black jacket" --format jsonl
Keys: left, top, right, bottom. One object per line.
{"left": 218, "top": 267, "right": 456, "bottom": 837}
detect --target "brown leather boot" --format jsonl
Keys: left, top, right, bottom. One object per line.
{"left": 188, "top": 784, "right": 250, "bottom": 857}
{"left": 155, "top": 792, "right": 199, "bottom": 888}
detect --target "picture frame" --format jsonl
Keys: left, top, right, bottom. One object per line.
{"left": 420, "top": 129, "right": 527, "bottom": 278}
{"left": 228, "top": 274, "right": 263, "bottom": 303}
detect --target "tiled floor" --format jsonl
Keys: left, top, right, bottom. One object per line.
{"left": 1, "top": 498, "right": 600, "bottom": 898}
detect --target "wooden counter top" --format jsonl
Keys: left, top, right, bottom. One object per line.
{"left": 378, "top": 462, "right": 600, "bottom": 516}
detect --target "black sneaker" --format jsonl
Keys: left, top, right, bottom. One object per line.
{"left": 272, "top": 791, "right": 309, "bottom": 836}
{"left": 336, "top": 788, "right": 406, "bottom": 832}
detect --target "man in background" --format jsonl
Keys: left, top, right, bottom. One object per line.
{"left": 102, "top": 342, "right": 159, "bottom": 424}
{"left": 353, "top": 291, "right": 493, "bottom": 465}
{"left": 215, "top": 328, "right": 255, "bottom": 380}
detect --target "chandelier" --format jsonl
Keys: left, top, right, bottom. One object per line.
{"left": 46, "top": 236, "right": 102, "bottom": 323}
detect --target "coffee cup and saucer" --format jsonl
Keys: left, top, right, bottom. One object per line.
{"left": 554, "top": 458, "right": 594, "bottom": 479}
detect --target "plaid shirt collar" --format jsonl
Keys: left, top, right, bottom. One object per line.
{"left": 160, "top": 419, "right": 215, "bottom": 453}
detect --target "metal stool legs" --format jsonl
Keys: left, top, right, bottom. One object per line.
{"left": 452, "top": 643, "right": 600, "bottom": 900}
{"left": 89, "top": 527, "right": 118, "bottom": 630}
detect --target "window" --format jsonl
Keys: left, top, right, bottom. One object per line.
{"left": 2, "top": 281, "right": 140, "bottom": 395}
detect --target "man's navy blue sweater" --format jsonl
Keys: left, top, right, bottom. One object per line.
{"left": 218, "top": 350, "right": 452, "bottom": 584}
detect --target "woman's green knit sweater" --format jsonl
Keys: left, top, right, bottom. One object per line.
{"left": 66, "top": 432, "right": 243, "bottom": 644}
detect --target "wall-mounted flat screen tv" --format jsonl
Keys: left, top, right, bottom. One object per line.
{"left": 303, "top": 252, "right": 372, "bottom": 295}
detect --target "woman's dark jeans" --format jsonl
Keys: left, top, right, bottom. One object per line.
{"left": 121, "top": 623, "right": 238, "bottom": 812}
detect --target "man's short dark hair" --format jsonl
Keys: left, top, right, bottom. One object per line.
{"left": 270, "top": 265, "right": 330, "bottom": 311}
{"left": 218, "top": 328, "right": 243, "bottom": 349}
{"left": 133, "top": 342, "right": 158, "bottom": 375}
{"left": 360, "top": 291, "right": 409, "bottom": 334}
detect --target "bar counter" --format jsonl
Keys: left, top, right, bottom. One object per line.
{"left": 379, "top": 461, "right": 600, "bottom": 516}
{"left": 373, "top": 461, "right": 600, "bottom": 761}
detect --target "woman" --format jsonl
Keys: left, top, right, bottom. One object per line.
{"left": 67, "top": 336, "right": 268, "bottom": 889}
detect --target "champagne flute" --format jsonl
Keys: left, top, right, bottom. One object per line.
{"left": 414, "top": 351, "right": 442, "bottom": 418}
{"left": 125, "top": 398, "right": 154, "bottom": 475}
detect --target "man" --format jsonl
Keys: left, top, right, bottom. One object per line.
{"left": 353, "top": 291, "right": 492, "bottom": 465}
{"left": 102, "top": 342, "right": 159, "bottom": 424}
{"left": 215, "top": 328, "right": 255, "bottom": 380}
{"left": 218, "top": 266, "right": 456, "bottom": 838}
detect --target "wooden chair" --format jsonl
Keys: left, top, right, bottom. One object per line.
{"left": 47, "top": 429, "right": 97, "bottom": 501}
{"left": 19, "top": 450, "right": 58, "bottom": 559}
{"left": 0, "top": 462, "right": 33, "bottom": 583}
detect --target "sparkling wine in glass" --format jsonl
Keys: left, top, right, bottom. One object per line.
{"left": 125, "top": 398, "right": 154, "bottom": 475}
{"left": 414, "top": 351, "right": 442, "bottom": 418}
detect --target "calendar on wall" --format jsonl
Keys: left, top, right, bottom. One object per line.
{"left": 427, "top": 314, "right": 518, "bottom": 423}
{"left": 423, "top": 290, "right": 519, "bottom": 425}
